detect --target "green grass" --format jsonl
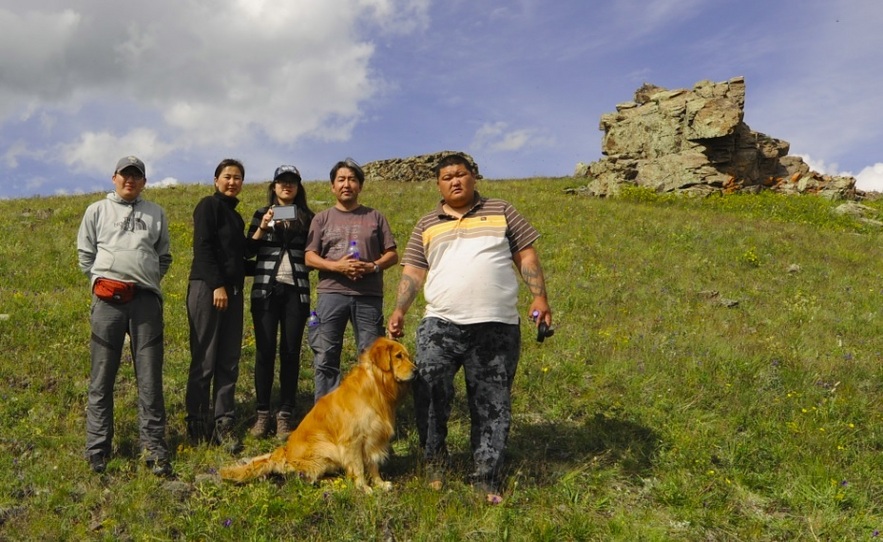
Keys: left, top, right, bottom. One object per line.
{"left": 2, "top": 178, "right": 883, "bottom": 540}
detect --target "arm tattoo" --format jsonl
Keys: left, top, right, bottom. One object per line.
{"left": 395, "top": 273, "right": 421, "bottom": 312}
{"left": 520, "top": 262, "right": 547, "bottom": 298}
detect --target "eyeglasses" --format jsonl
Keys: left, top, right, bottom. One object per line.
{"left": 117, "top": 170, "right": 145, "bottom": 181}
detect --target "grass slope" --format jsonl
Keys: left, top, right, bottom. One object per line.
{"left": 1, "top": 178, "right": 882, "bottom": 540}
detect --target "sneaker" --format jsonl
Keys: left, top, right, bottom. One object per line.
{"left": 88, "top": 453, "right": 108, "bottom": 474}
{"left": 249, "top": 410, "right": 272, "bottom": 438}
{"left": 147, "top": 458, "right": 173, "bottom": 478}
{"left": 212, "top": 418, "right": 242, "bottom": 454}
{"left": 275, "top": 411, "right": 294, "bottom": 441}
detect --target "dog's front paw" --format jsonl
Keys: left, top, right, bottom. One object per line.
{"left": 376, "top": 480, "right": 393, "bottom": 492}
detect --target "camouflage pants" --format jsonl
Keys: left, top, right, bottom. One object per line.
{"left": 414, "top": 317, "right": 520, "bottom": 486}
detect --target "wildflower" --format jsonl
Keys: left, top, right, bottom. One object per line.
{"left": 223, "top": 519, "right": 232, "bottom": 528}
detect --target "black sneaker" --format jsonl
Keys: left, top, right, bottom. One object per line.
{"left": 147, "top": 458, "right": 173, "bottom": 478}
{"left": 88, "top": 453, "right": 108, "bottom": 474}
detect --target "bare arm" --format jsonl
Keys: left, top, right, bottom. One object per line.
{"left": 512, "top": 245, "right": 552, "bottom": 326}
{"left": 372, "top": 248, "right": 399, "bottom": 272}
{"left": 387, "top": 264, "right": 427, "bottom": 338}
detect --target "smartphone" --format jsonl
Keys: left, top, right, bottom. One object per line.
{"left": 273, "top": 205, "right": 297, "bottom": 221}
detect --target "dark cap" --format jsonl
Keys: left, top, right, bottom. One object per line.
{"left": 273, "top": 165, "right": 301, "bottom": 182}
{"left": 115, "top": 156, "right": 145, "bottom": 177}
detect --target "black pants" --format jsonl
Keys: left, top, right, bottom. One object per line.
{"left": 185, "top": 280, "right": 243, "bottom": 425}
{"left": 251, "top": 284, "right": 309, "bottom": 413}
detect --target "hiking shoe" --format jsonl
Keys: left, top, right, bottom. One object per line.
{"left": 212, "top": 418, "right": 242, "bottom": 454}
{"left": 88, "top": 453, "right": 108, "bottom": 474}
{"left": 147, "top": 458, "right": 173, "bottom": 478}
{"left": 275, "top": 411, "right": 294, "bottom": 441}
{"left": 249, "top": 410, "right": 272, "bottom": 438}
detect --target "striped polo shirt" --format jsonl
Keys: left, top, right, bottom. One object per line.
{"left": 401, "top": 193, "right": 539, "bottom": 325}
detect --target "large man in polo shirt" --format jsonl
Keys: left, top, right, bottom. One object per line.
{"left": 387, "top": 153, "right": 552, "bottom": 503}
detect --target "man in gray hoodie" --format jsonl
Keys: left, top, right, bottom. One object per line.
{"left": 77, "top": 156, "right": 173, "bottom": 477}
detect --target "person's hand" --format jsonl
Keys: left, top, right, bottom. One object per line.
{"left": 213, "top": 286, "right": 229, "bottom": 311}
{"left": 528, "top": 300, "right": 552, "bottom": 328}
{"left": 387, "top": 310, "right": 405, "bottom": 338}
{"left": 260, "top": 209, "right": 274, "bottom": 230}
{"left": 337, "top": 254, "right": 365, "bottom": 281}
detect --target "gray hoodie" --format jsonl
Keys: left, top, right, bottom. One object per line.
{"left": 77, "top": 191, "right": 172, "bottom": 297}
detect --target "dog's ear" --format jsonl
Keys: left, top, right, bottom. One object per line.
{"left": 369, "top": 338, "right": 395, "bottom": 372}
{"left": 383, "top": 340, "right": 395, "bottom": 373}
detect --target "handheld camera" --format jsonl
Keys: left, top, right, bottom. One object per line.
{"left": 272, "top": 205, "right": 297, "bottom": 221}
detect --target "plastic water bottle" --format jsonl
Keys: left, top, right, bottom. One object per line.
{"left": 345, "top": 240, "right": 360, "bottom": 260}
{"left": 307, "top": 310, "right": 320, "bottom": 328}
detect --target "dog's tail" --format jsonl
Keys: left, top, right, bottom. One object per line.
{"left": 219, "top": 446, "right": 288, "bottom": 483}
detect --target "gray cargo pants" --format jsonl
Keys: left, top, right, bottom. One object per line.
{"left": 86, "top": 290, "right": 168, "bottom": 462}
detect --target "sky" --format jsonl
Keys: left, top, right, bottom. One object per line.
{"left": 1, "top": 0, "right": 882, "bottom": 199}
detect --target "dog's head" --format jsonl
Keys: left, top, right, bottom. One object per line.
{"left": 367, "top": 337, "right": 416, "bottom": 383}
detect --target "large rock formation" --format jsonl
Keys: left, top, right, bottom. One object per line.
{"left": 575, "top": 77, "right": 859, "bottom": 199}
{"left": 364, "top": 151, "right": 480, "bottom": 183}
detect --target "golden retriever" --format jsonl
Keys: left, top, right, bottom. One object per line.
{"left": 220, "top": 337, "right": 415, "bottom": 491}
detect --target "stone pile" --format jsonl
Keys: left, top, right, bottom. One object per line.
{"left": 364, "top": 151, "right": 480, "bottom": 183}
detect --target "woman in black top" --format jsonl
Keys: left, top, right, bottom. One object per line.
{"left": 246, "top": 165, "right": 314, "bottom": 439}
{"left": 185, "top": 158, "right": 249, "bottom": 451}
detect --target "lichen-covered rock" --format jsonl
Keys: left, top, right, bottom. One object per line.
{"left": 576, "top": 77, "right": 860, "bottom": 200}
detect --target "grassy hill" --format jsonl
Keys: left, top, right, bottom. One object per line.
{"left": 1, "top": 177, "right": 882, "bottom": 540}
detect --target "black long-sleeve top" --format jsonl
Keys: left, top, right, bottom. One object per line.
{"left": 188, "top": 191, "right": 248, "bottom": 290}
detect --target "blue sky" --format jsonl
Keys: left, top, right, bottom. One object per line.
{"left": 1, "top": 0, "right": 882, "bottom": 199}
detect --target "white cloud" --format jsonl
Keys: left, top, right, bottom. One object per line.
{"left": 59, "top": 128, "right": 175, "bottom": 175}
{"left": 148, "top": 177, "right": 180, "bottom": 189}
{"left": 855, "top": 164, "right": 883, "bottom": 193}
{"left": 0, "top": 1, "right": 429, "bottom": 180}
{"left": 472, "top": 122, "right": 555, "bottom": 153}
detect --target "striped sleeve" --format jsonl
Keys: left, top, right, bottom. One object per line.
{"left": 401, "top": 216, "right": 431, "bottom": 269}
{"left": 500, "top": 200, "right": 539, "bottom": 252}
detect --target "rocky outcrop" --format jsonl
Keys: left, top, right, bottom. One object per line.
{"left": 364, "top": 151, "right": 480, "bottom": 183}
{"left": 574, "top": 77, "right": 860, "bottom": 199}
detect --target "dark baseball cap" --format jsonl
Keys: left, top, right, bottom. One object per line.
{"left": 115, "top": 156, "right": 146, "bottom": 177}
{"left": 273, "top": 165, "right": 301, "bottom": 182}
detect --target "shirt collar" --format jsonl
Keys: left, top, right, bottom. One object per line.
{"left": 435, "top": 191, "right": 484, "bottom": 218}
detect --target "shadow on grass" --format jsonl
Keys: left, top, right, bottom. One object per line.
{"left": 506, "top": 413, "right": 661, "bottom": 486}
